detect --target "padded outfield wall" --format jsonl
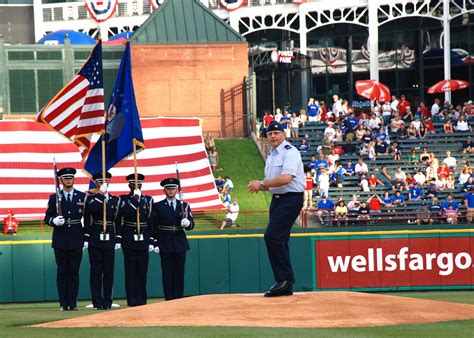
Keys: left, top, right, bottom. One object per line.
{"left": 0, "top": 228, "right": 473, "bottom": 303}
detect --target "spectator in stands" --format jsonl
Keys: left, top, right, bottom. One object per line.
{"left": 291, "top": 112, "right": 301, "bottom": 138}
{"left": 280, "top": 112, "right": 292, "bottom": 137}
{"left": 443, "top": 117, "right": 454, "bottom": 133}
{"left": 319, "top": 100, "right": 328, "bottom": 122}
{"left": 431, "top": 98, "right": 441, "bottom": 118}
{"left": 430, "top": 197, "right": 443, "bottom": 223}
{"left": 347, "top": 195, "right": 361, "bottom": 214}
{"left": 333, "top": 124, "right": 344, "bottom": 143}
{"left": 462, "top": 136, "right": 474, "bottom": 153}
{"left": 381, "top": 100, "right": 392, "bottom": 125}
{"left": 392, "top": 190, "right": 406, "bottom": 207}
{"left": 314, "top": 155, "right": 329, "bottom": 182}
{"left": 437, "top": 162, "right": 451, "bottom": 179}
{"left": 304, "top": 171, "right": 315, "bottom": 209}
{"left": 263, "top": 111, "right": 275, "bottom": 129}
{"left": 378, "top": 166, "right": 393, "bottom": 188}
{"left": 359, "top": 174, "right": 370, "bottom": 192}
{"left": 343, "top": 159, "right": 355, "bottom": 176}
{"left": 390, "top": 115, "right": 404, "bottom": 133}
{"left": 330, "top": 161, "right": 345, "bottom": 188}
{"left": 443, "top": 151, "right": 457, "bottom": 171}
{"left": 224, "top": 176, "right": 234, "bottom": 192}
{"left": 341, "top": 99, "right": 349, "bottom": 116}
{"left": 321, "top": 133, "right": 332, "bottom": 156}
{"left": 394, "top": 167, "right": 407, "bottom": 185}
{"left": 307, "top": 155, "right": 317, "bottom": 173}
{"left": 435, "top": 174, "right": 447, "bottom": 192}
{"left": 358, "top": 111, "right": 370, "bottom": 127}
{"left": 413, "top": 170, "right": 426, "bottom": 186}
{"left": 381, "top": 191, "right": 394, "bottom": 210}
{"left": 424, "top": 118, "right": 436, "bottom": 134}
{"left": 342, "top": 139, "right": 357, "bottom": 156}
{"left": 446, "top": 174, "right": 455, "bottom": 190}
{"left": 219, "top": 199, "right": 240, "bottom": 230}
{"left": 299, "top": 109, "right": 308, "bottom": 126}
{"left": 411, "top": 116, "right": 421, "bottom": 130}
{"left": 327, "top": 148, "right": 340, "bottom": 167}
{"left": 417, "top": 123, "right": 428, "bottom": 139}
{"left": 368, "top": 113, "right": 382, "bottom": 130}
{"left": 374, "top": 137, "right": 388, "bottom": 155}
{"left": 357, "top": 202, "right": 371, "bottom": 225}
{"left": 297, "top": 138, "right": 310, "bottom": 153}
{"left": 368, "top": 172, "right": 383, "bottom": 188}
{"left": 390, "top": 95, "right": 399, "bottom": 114}
{"left": 335, "top": 199, "right": 349, "bottom": 227}
{"left": 445, "top": 204, "right": 458, "bottom": 224}
{"left": 408, "top": 182, "right": 423, "bottom": 201}
{"left": 426, "top": 184, "right": 439, "bottom": 199}
{"left": 318, "top": 169, "right": 330, "bottom": 198}
{"left": 274, "top": 108, "right": 283, "bottom": 122}
{"left": 456, "top": 114, "right": 472, "bottom": 132}
{"left": 397, "top": 94, "right": 410, "bottom": 119}
{"left": 395, "top": 124, "right": 408, "bottom": 144}
{"left": 407, "top": 123, "right": 417, "bottom": 138}
{"left": 408, "top": 148, "right": 419, "bottom": 164}
{"left": 419, "top": 102, "right": 430, "bottom": 119}
{"left": 367, "top": 140, "right": 376, "bottom": 161}
{"left": 355, "top": 158, "right": 369, "bottom": 176}
{"left": 459, "top": 167, "right": 471, "bottom": 185}
{"left": 416, "top": 202, "right": 432, "bottom": 225}
{"left": 332, "top": 95, "right": 343, "bottom": 120}
{"left": 406, "top": 172, "right": 415, "bottom": 186}
{"left": 403, "top": 106, "right": 414, "bottom": 123}
{"left": 307, "top": 98, "right": 320, "bottom": 123}
{"left": 390, "top": 141, "right": 401, "bottom": 160}
{"left": 355, "top": 124, "right": 366, "bottom": 141}
{"left": 464, "top": 186, "right": 474, "bottom": 223}
{"left": 429, "top": 153, "right": 440, "bottom": 172}
{"left": 419, "top": 147, "right": 430, "bottom": 164}
{"left": 442, "top": 193, "right": 459, "bottom": 213}
{"left": 316, "top": 194, "right": 335, "bottom": 226}
{"left": 425, "top": 163, "right": 437, "bottom": 184}
{"left": 367, "top": 194, "right": 384, "bottom": 214}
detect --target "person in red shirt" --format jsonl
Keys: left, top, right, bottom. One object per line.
{"left": 368, "top": 173, "right": 383, "bottom": 188}
{"left": 263, "top": 111, "right": 274, "bottom": 128}
{"left": 419, "top": 102, "right": 430, "bottom": 119}
{"left": 319, "top": 100, "right": 328, "bottom": 122}
{"left": 424, "top": 118, "right": 436, "bottom": 134}
{"left": 367, "top": 194, "right": 384, "bottom": 213}
{"left": 3, "top": 210, "right": 19, "bottom": 235}
{"left": 437, "top": 163, "right": 451, "bottom": 179}
{"left": 397, "top": 94, "right": 410, "bottom": 117}
{"left": 304, "top": 171, "right": 315, "bottom": 209}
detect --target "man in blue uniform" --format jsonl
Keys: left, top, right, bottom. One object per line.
{"left": 248, "top": 121, "right": 305, "bottom": 297}
{"left": 116, "top": 173, "right": 154, "bottom": 307}
{"left": 83, "top": 172, "right": 120, "bottom": 310}
{"left": 44, "top": 167, "right": 86, "bottom": 311}
{"left": 151, "top": 178, "right": 194, "bottom": 301}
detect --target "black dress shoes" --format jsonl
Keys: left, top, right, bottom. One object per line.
{"left": 69, "top": 307, "right": 78, "bottom": 311}
{"left": 264, "top": 279, "right": 294, "bottom": 297}
{"left": 60, "top": 306, "right": 67, "bottom": 311}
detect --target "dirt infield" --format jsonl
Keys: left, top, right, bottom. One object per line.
{"left": 36, "top": 292, "right": 474, "bottom": 329}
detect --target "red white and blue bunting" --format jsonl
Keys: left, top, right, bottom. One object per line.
{"left": 85, "top": 0, "right": 118, "bottom": 23}
{"left": 220, "top": 0, "right": 247, "bottom": 12}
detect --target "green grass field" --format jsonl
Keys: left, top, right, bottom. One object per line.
{"left": 1, "top": 292, "right": 473, "bottom": 337}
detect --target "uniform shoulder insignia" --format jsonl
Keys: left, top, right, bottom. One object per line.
{"left": 284, "top": 145, "right": 292, "bottom": 149}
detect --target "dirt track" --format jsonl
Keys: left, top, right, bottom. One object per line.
{"left": 36, "top": 292, "right": 474, "bottom": 329}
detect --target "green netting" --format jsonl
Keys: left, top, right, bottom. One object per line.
{"left": 9, "top": 69, "right": 36, "bottom": 113}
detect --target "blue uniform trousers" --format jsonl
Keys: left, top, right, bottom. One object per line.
{"left": 123, "top": 248, "right": 149, "bottom": 306}
{"left": 264, "top": 193, "right": 304, "bottom": 282}
{"left": 160, "top": 251, "right": 186, "bottom": 301}
{"left": 54, "top": 248, "right": 82, "bottom": 309}
{"left": 88, "top": 246, "right": 114, "bottom": 308}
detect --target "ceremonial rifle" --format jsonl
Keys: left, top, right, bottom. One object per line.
{"left": 53, "top": 158, "right": 62, "bottom": 216}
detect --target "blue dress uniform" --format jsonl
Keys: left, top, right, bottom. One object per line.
{"left": 83, "top": 172, "right": 120, "bottom": 310}
{"left": 151, "top": 178, "right": 195, "bottom": 301}
{"left": 116, "top": 173, "right": 154, "bottom": 307}
{"left": 44, "top": 167, "right": 86, "bottom": 311}
{"left": 262, "top": 122, "right": 305, "bottom": 296}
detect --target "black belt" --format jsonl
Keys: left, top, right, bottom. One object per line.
{"left": 272, "top": 192, "right": 304, "bottom": 199}
{"left": 158, "top": 226, "right": 182, "bottom": 232}
{"left": 123, "top": 221, "right": 148, "bottom": 227}
{"left": 93, "top": 220, "right": 114, "bottom": 226}
{"left": 65, "top": 219, "right": 82, "bottom": 225}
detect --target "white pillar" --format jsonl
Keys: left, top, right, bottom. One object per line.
{"left": 299, "top": 5, "right": 307, "bottom": 56}
{"left": 228, "top": 13, "right": 239, "bottom": 33}
{"left": 368, "top": 0, "right": 379, "bottom": 81}
{"left": 33, "top": 0, "right": 44, "bottom": 42}
{"left": 443, "top": 0, "right": 451, "bottom": 103}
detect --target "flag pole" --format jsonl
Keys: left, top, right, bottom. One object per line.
{"left": 133, "top": 138, "right": 140, "bottom": 234}
{"left": 102, "top": 131, "right": 107, "bottom": 235}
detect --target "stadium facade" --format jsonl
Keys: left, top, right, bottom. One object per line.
{"left": 1, "top": 0, "right": 473, "bottom": 115}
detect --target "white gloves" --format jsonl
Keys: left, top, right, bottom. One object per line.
{"left": 134, "top": 189, "right": 142, "bottom": 198}
{"left": 114, "top": 243, "right": 121, "bottom": 250}
{"left": 100, "top": 184, "right": 108, "bottom": 194}
{"left": 181, "top": 218, "right": 191, "bottom": 228}
{"left": 83, "top": 241, "right": 89, "bottom": 251}
{"left": 148, "top": 244, "right": 154, "bottom": 252}
{"left": 153, "top": 246, "right": 160, "bottom": 254}
{"left": 53, "top": 216, "right": 65, "bottom": 226}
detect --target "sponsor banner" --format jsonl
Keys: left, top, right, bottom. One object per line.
{"left": 315, "top": 236, "right": 474, "bottom": 289}
{"left": 271, "top": 50, "right": 295, "bottom": 64}
{"left": 86, "top": 0, "right": 118, "bottom": 23}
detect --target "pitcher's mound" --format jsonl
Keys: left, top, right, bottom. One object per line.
{"left": 36, "top": 292, "right": 474, "bottom": 329}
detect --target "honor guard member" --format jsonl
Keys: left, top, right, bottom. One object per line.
{"left": 116, "top": 173, "right": 154, "bottom": 307}
{"left": 151, "top": 178, "right": 194, "bottom": 301}
{"left": 83, "top": 172, "right": 120, "bottom": 310}
{"left": 44, "top": 167, "right": 86, "bottom": 311}
{"left": 248, "top": 121, "right": 305, "bottom": 297}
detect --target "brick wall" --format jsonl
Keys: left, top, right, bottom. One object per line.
{"left": 131, "top": 43, "right": 249, "bottom": 138}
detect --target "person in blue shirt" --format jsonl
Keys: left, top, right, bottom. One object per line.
{"left": 381, "top": 191, "right": 393, "bottom": 206}
{"left": 316, "top": 195, "right": 335, "bottom": 225}
{"left": 297, "top": 139, "right": 310, "bottom": 152}
{"left": 279, "top": 112, "right": 291, "bottom": 130}
{"left": 464, "top": 186, "right": 474, "bottom": 223}
{"left": 348, "top": 112, "right": 358, "bottom": 130}
{"left": 314, "top": 156, "right": 328, "bottom": 182}
{"left": 307, "top": 98, "right": 320, "bottom": 122}
{"left": 442, "top": 193, "right": 459, "bottom": 212}
{"left": 391, "top": 191, "right": 405, "bottom": 207}
{"left": 307, "top": 156, "right": 318, "bottom": 173}
{"left": 374, "top": 127, "right": 387, "bottom": 143}
{"left": 343, "top": 160, "right": 355, "bottom": 176}
{"left": 408, "top": 182, "right": 423, "bottom": 201}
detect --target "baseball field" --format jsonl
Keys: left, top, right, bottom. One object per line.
{"left": 1, "top": 291, "right": 473, "bottom": 337}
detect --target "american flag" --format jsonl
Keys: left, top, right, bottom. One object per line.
{"left": 37, "top": 41, "right": 105, "bottom": 160}
{"left": 0, "top": 118, "right": 224, "bottom": 220}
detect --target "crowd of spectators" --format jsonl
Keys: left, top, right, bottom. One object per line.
{"left": 261, "top": 94, "right": 474, "bottom": 227}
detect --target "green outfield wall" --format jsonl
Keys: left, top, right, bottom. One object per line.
{"left": 1, "top": 227, "right": 473, "bottom": 303}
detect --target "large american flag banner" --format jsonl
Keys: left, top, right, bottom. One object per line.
{"left": 37, "top": 41, "right": 105, "bottom": 160}
{"left": 0, "top": 117, "right": 223, "bottom": 220}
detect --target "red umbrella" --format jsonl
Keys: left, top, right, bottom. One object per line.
{"left": 355, "top": 80, "right": 391, "bottom": 101}
{"left": 427, "top": 79, "right": 470, "bottom": 94}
